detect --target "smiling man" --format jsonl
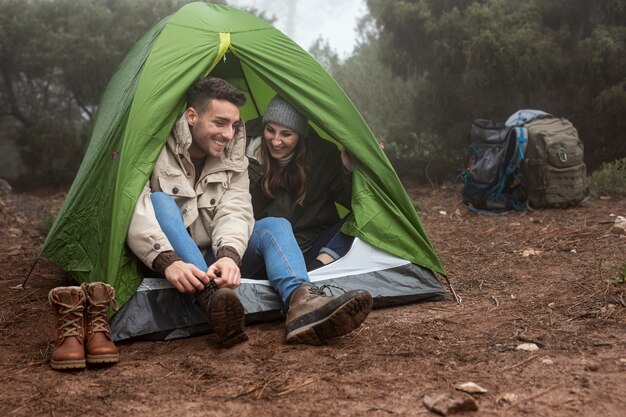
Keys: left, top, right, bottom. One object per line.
{"left": 127, "top": 77, "right": 254, "bottom": 347}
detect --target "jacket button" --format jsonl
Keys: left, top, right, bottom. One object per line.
{"left": 210, "top": 198, "right": 216, "bottom": 205}
{"left": 172, "top": 187, "right": 179, "bottom": 194}
{"left": 182, "top": 208, "right": 187, "bottom": 214}
{"left": 153, "top": 243, "right": 161, "bottom": 250}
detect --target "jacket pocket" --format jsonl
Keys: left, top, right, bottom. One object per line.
{"left": 158, "top": 175, "right": 196, "bottom": 198}
{"left": 197, "top": 172, "right": 229, "bottom": 215}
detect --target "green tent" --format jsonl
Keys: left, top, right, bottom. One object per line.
{"left": 42, "top": 2, "right": 445, "bottom": 309}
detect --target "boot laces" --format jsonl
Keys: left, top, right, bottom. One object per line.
{"left": 86, "top": 289, "right": 117, "bottom": 333}
{"left": 87, "top": 302, "right": 112, "bottom": 333}
{"left": 56, "top": 302, "right": 84, "bottom": 338}
{"left": 194, "top": 280, "right": 219, "bottom": 307}
{"left": 307, "top": 284, "right": 346, "bottom": 299}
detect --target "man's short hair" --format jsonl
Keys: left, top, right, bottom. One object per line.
{"left": 185, "top": 77, "right": 246, "bottom": 113}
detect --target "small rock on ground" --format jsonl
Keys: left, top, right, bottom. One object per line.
{"left": 423, "top": 392, "right": 479, "bottom": 416}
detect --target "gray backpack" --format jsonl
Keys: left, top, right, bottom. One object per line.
{"left": 523, "top": 117, "right": 587, "bottom": 208}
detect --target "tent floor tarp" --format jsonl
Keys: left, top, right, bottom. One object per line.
{"left": 111, "top": 238, "right": 447, "bottom": 341}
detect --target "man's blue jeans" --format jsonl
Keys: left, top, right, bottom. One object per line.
{"left": 150, "top": 192, "right": 309, "bottom": 307}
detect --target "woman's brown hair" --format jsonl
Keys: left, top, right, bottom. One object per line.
{"left": 260, "top": 136, "right": 308, "bottom": 206}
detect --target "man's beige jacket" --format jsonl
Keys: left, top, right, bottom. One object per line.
{"left": 127, "top": 114, "right": 254, "bottom": 270}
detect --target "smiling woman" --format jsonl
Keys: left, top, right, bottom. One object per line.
{"left": 263, "top": 123, "right": 301, "bottom": 160}
{"left": 245, "top": 96, "right": 355, "bottom": 269}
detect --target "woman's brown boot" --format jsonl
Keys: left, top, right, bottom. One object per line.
{"left": 81, "top": 282, "right": 119, "bottom": 365}
{"left": 285, "top": 284, "right": 373, "bottom": 345}
{"left": 48, "top": 286, "right": 86, "bottom": 370}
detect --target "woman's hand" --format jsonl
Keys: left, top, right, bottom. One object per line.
{"left": 341, "top": 147, "right": 354, "bottom": 173}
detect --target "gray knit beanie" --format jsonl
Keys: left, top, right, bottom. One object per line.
{"left": 262, "top": 96, "right": 310, "bottom": 137}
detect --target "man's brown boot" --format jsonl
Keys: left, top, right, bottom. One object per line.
{"left": 285, "top": 284, "right": 373, "bottom": 345}
{"left": 81, "top": 282, "right": 119, "bottom": 365}
{"left": 195, "top": 281, "right": 248, "bottom": 348}
{"left": 48, "top": 286, "right": 86, "bottom": 370}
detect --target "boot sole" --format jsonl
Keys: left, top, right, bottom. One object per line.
{"left": 209, "top": 289, "right": 248, "bottom": 348}
{"left": 50, "top": 359, "right": 86, "bottom": 370}
{"left": 285, "top": 290, "right": 373, "bottom": 345}
{"left": 86, "top": 353, "right": 119, "bottom": 364}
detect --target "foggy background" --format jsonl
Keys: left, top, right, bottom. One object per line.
{"left": 1, "top": 0, "right": 624, "bottom": 191}
{"left": 227, "top": 0, "right": 367, "bottom": 57}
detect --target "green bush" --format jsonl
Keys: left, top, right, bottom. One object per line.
{"left": 383, "top": 129, "right": 463, "bottom": 184}
{"left": 588, "top": 157, "right": 626, "bottom": 197}
{"left": 17, "top": 112, "right": 88, "bottom": 186}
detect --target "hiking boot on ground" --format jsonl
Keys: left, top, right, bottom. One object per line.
{"left": 48, "top": 286, "right": 87, "bottom": 370}
{"left": 195, "top": 281, "right": 248, "bottom": 348}
{"left": 285, "top": 284, "right": 373, "bottom": 345}
{"left": 81, "top": 282, "right": 119, "bottom": 365}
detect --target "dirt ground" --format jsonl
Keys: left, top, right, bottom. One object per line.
{"left": 1, "top": 182, "right": 625, "bottom": 417}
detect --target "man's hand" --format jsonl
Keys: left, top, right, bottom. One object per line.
{"left": 164, "top": 260, "right": 210, "bottom": 293}
{"left": 208, "top": 257, "right": 241, "bottom": 289}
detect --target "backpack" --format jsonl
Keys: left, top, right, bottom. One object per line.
{"left": 462, "top": 119, "right": 528, "bottom": 211}
{"left": 522, "top": 117, "right": 587, "bottom": 208}
{"left": 505, "top": 109, "right": 550, "bottom": 128}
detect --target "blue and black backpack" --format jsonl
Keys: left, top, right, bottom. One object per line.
{"left": 461, "top": 119, "right": 528, "bottom": 211}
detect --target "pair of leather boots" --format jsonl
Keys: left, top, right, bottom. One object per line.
{"left": 48, "top": 282, "right": 119, "bottom": 370}
{"left": 195, "top": 281, "right": 373, "bottom": 347}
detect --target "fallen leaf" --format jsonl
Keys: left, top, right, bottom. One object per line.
{"left": 521, "top": 248, "right": 542, "bottom": 257}
{"left": 455, "top": 382, "right": 487, "bottom": 394}
{"left": 516, "top": 343, "right": 539, "bottom": 352}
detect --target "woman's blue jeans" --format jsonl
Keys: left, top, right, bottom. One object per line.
{"left": 303, "top": 216, "right": 353, "bottom": 267}
{"left": 150, "top": 192, "right": 309, "bottom": 307}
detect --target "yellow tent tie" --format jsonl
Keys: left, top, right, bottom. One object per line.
{"left": 206, "top": 32, "right": 231, "bottom": 75}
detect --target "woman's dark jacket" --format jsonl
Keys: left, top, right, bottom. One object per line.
{"left": 245, "top": 119, "right": 352, "bottom": 251}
